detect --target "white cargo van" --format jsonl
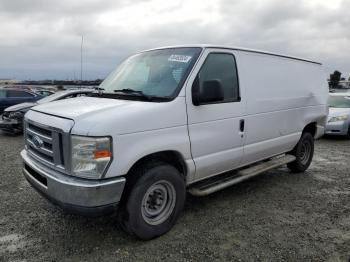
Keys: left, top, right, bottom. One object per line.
{"left": 21, "top": 45, "right": 328, "bottom": 239}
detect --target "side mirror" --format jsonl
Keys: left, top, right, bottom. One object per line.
{"left": 192, "top": 79, "right": 224, "bottom": 106}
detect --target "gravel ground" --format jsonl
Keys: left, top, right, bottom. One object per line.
{"left": 0, "top": 133, "right": 349, "bottom": 262}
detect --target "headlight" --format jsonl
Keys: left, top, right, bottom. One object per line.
{"left": 71, "top": 135, "right": 112, "bottom": 179}
{"left": 8, "top": 111, "right": 23, "bottom": 119}
{"left": 328, "top": 115, "right": 348, "bottom": 123}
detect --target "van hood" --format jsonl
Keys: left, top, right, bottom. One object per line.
{"left": 32, "top": 97, "right": 135, "bottom": 119}
{"left": 31, "top": 96, "right": 186, "bottom": 136}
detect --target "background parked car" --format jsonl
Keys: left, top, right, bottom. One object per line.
{"left": 0, "top": 88, "right": 43, "bottom": 114}
{"left": 329, "top": 88, "right": 350, "bottom": 93}
{"left": 325, "top": 93, "right": 350, "bottom": 138}
{"left": 34, "top": 89, "right": 55, "bottom": 97}
{"left": 0, "top": 89, "right": 93, "bottom": 133}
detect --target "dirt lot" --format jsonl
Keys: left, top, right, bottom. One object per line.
{"left": 0, "top": 133, "right": 349, "bottom": 262}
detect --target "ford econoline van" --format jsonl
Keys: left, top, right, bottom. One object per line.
{"left": 21, "top": 45, "right": 328, "bottom": 239}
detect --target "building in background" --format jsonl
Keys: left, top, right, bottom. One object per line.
{"left": 0, "top": 79, "right": 19, "bottom": 85}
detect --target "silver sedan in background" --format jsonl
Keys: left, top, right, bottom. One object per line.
{"left": 325, "top": 93, "right": 350, "bottom": 138}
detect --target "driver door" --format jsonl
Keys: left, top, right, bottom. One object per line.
{"left": 185, "top": 49, "right": 246, "bottom": 181}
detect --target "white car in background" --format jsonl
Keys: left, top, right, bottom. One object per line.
{"left": 325, "top": 93, "right": 350, "bottom": 138}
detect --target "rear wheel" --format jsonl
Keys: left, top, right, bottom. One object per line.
{"left": 346, "top": 125, "right": 350, "bottom": 139}
{"left": 287, "top": 132, "right": 314, "bottom": 173}
{"left": 118, "top": 162, "right": 186, "bottom": 240}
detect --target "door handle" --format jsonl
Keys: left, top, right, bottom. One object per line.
{"left": 239, "top": 119, "right": 245, "bottom": 132}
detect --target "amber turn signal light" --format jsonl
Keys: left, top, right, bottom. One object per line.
{"left": 93, "top": 149, "right": 112, "bottom": 159}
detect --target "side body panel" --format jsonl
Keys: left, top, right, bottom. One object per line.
{"left": 236, "top": 51, "right": 328, "bottom": 165}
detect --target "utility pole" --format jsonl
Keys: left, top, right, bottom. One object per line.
{"left": 80, "top": 35, "right": 84, "bottom": 87}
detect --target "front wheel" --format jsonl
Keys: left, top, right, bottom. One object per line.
{"left": 119, "top": 162, "right": 186, "bottom": 240}
{"left": 287, "top": 132, "right": 314, "bottom": 173}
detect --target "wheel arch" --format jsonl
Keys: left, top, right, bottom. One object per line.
{"left": 302, "top": 122, "right": 317, "bottom": 138}
{"left": 119, "top": 150, "right": 188, "bottom": 205}
{"left": 125, "top": 150, "right": 188, "bottom": 181}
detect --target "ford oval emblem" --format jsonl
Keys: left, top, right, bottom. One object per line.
{"left": 32, "top": 136, "right": 44, "bottom": 149}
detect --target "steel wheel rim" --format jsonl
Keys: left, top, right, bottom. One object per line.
{"left": 141, "top": 180, "right": 176, "bottom": 226}
{"left": 300, "top": 140, "right": 311, "bottom": 165}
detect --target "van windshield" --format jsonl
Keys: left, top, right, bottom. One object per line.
{"left": 99, "top": 47, "right": 202, "bottom": 101}
{"left": 329, "top": 96, "right": 350, "bottom": 108}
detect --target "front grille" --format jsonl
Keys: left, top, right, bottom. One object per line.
{"left": 25, "top": 120, "right": 65, "bottom": 169}
{"left": 28, "top": 123, "right": 52, "bottom": 137}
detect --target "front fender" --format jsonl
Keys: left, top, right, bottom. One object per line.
{"left": 104, "top": 125, "right": 195, "bottom": 182}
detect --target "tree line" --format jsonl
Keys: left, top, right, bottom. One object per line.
{"left": 329, "top": 70, "right": 350, "bottom": 89}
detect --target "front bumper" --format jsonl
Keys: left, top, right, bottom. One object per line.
{"left": 21, "top": 149, "right": 126, "bottom": 216}
{"left": 325, "top": 121, "right": 349, "bottom": 136}
{"left": 0, "top": 118, "right": 21, "bottom": 131}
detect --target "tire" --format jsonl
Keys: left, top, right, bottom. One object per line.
{"left": 118, "top": 162, "right": 186, "bottom": 240}
{"left": 287, "top": 132, "right": 314, "bottom": 173}
{"left": 346, "top": 125, "right": 350, "bottom": 139}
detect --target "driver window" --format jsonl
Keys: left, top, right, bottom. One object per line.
{"left": 198, "top": 53, "right": 239, "bottom": 102}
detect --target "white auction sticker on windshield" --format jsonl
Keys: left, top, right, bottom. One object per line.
{"left": 168, "top": 55, "right": 192, "bottom": 63}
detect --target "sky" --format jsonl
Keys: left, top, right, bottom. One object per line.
{"left": 0, "top": 0, "right": 349, "bottom": 80}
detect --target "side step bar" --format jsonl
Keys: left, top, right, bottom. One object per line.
{"left": 189, "top": 154, "right": 296, "bottom": 196}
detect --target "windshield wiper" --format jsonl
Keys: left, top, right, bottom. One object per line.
{"left": 114, "top": 88, "right": 145, "bottom": 95}
{"left": 113, "top": 88, "right": 154, "bottom": 101}
{"left": 91, "top": 88, "right": 171, "bottom": 102}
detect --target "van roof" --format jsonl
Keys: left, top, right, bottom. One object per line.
{"left": 144, "top": 44, "right": 322, "bottom": 65}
